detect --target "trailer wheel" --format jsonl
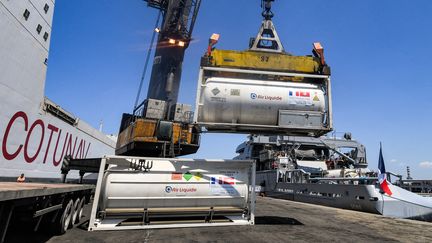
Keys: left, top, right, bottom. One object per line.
{"left": 55, "top": 199, "right": 73, "bottom": 234}
{"left": 74, "top": 197, "right": 85, "bottom": 224}
{"left": 70, "top": 198, "right": 80, "bottom": 227}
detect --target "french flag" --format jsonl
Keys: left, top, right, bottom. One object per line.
{"left": 378, "top": 143, "right": 392, "bottom": 196}
{"left": 218, "top": 177, "right": 235, "bottom": 185}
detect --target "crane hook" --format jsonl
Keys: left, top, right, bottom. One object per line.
{"left": 262, "top": 0, "right": 275, "bottom": 20}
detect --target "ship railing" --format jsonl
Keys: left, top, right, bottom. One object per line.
{"left": 310, "top": 177, "right": 378, "bottom": 180}
{"left": 280, "top": 169, "right": 311, "bottom": 183}
{"left": 308, "top": 171, "right": 402, "bottom": 186}
{"left": 309, "top": 177, "right": 378, "bottom": 184}
{"left": 385, "top": 171, "right": 402, "bottom": 184}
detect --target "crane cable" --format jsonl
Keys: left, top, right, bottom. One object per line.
{"left": 133, "top": 11, "right": 162, "bottom": 114}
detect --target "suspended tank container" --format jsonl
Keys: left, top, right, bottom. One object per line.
{"left": 195, "top": 16, "right": 333, "bottom": 137}
{"left": 194, "top": 65, "right": 333, "bottom": 137}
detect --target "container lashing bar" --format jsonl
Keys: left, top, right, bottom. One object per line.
{"left": 205, "top": 207, "right": 215, "bottom": 223}
{"left": 143, "top": 209, "right": 150, "bottom": 225}
{"left": 104, "top": 206, "right": 246, "bottom": 225}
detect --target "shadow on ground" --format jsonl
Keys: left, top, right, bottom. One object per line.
{"left": 77, "top": 220, "right": 89, "bottom": 231}
{"left": 4, "top": 215, "right": 90, "bottom": 242}
{"left": 254, "top": 216, "right": 303, "bottom": 225}
{"left": 5, "top": 220, "right": 57, "bottom": 243}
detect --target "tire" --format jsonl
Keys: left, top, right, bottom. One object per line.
{"left": 70, "top": 198, "right": 80, "bottom": 228}
{"left": 74, "top": 197, "right": 85, "bottom": 224}
{"left": 55, "top": 199, "right": 73, "bottom": 235}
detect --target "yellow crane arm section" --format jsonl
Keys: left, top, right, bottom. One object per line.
{"left": 210, "top": 49, "right": 322, "bottom": 74}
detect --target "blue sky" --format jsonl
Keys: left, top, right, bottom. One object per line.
{"left": 46, "top": 0, "right": 432, "bottom": 179}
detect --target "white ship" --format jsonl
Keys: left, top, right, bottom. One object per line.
{"left": 236, "top": 135, "right": 432, "bottom": 221}
{"left": 0, "top": 0, "right": 116, "bottom": 181}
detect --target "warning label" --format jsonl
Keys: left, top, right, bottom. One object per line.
{"left": 289, "top": 90, "right": 313, "bottom": 106}
{"left": 209, "top": 176, "right": 239, "bottom": 195}
{"left": 194, "top": 172, "right": 203, "bottom": 181}
{"left": 210, "top": 177, "right": 236, "bottom": 185}
{"left": 183, "top": 172, "right": 193, "bottom": 181}
{"left": 171, "top": 172, "right": 206, "bottom": 182}
{"left": 171, "top": 173, "right": 182, "bottom": 180}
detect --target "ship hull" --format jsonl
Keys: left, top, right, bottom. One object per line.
{"left": 257, "top": 172, "right": 432, "bottom": 221}
{"left": 272, "top": 182, "right": 382, "bottom": 215}
{"left": 0, "top": 0, "right": 116, "bottom": 181}
{"left": 0, "top": 107, "right": 115, "bottom": 181}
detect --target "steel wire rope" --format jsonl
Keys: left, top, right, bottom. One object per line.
{"left": 133, "top": 11, "right": 162, "bottom": 114}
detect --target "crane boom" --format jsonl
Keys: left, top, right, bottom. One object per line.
{"left": 145, "top": 0, "right": 201, "bottom": 113}
{"left": 116, "top": 0, "right": 202, "bottom": 157}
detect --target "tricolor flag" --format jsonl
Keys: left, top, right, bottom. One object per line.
{"left": 295, "top": 91, "right": 310, "bottom": 97}
{"left": 378, "top": 143, "right": 392, "bottom": 196}
{"left": 224, "top": 177, "right": 235, "bottom": 185}
{"left": 213, "top": 177, "right": 235, "bottom": 185}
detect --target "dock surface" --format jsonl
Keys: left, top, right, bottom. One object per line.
{"left": 6, "top": 196, "right": 432, "bottom": 242}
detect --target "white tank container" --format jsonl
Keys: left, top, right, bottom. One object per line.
{"left": 199, "top": 77, "right": 326, "bottom": 126}
{"left": 98, "top": 157, "right": 254, "bottom": 210}
{"left": 194, "top": 67, "right": 332, "bottom": 136}
{"left": 89, "top": 156, "right": 255, "bottom": 230}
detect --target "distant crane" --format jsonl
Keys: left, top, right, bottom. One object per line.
{"left": 407, "top": 166, "right": 413, "bottom": 180}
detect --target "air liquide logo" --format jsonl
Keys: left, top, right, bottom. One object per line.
{"left": 165, "top": 186, "right": 173, "bottom": 193}
{"left": 250, "top": 92, "right": 282, "bottom": 101}
{"left": 164, "top": 185, "right": 197, "bottom": 193}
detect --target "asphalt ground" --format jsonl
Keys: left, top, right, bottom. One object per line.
{"left": 5, "top": 197, "right": 432, "bottom": 243}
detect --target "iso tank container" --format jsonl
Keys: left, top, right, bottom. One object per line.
{"left": 194, "top": 67, "right": 332, "bottom": 136}
{"left": 89, "top": 156, "right": 255, "bottom": 230}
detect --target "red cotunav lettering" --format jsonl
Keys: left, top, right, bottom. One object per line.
{"left": 2, "top": 111, "right": 28, "bottom": 160}
{"left": 85, "top": 142, "right": 91, "bottom": 158}
{"left": 75, "top": 140, "right": 85, "bottom": 159}
{"left": 53, "top": 132, "right": 68, "bottom": 166}
{"left": 65, "top": 135, "right": 77, "bottom": 159}
{"left": 43, "top": 124, "right": 59, "bottom": 163}
{"left": 2, "top": 111, "right": 92, "bottom": 166}
{"left": 24, "top": 119, "right": 45, "bottom": 163}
